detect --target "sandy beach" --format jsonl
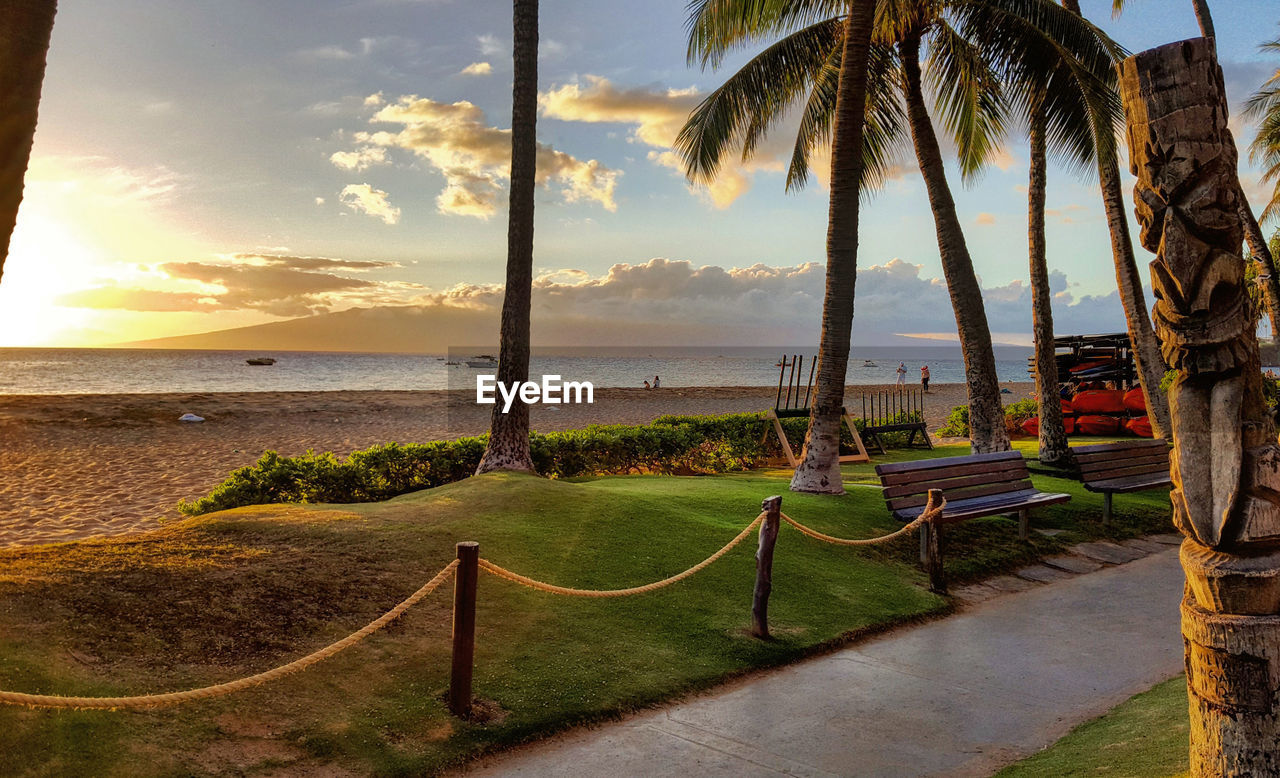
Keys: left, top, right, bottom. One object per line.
{"left": 0, "top": 381, "right": 1034, "bottom": 547}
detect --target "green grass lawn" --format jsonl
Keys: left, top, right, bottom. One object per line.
{"left": 997, "top": 675, "right": 1189, "bottom": 777}
{"left": 0, "top": 442, "right": 1175, "bottom": 776}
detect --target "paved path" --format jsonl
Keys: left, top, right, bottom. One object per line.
{"left": 465, "top": 548, "right": 1185, "bottom": 777}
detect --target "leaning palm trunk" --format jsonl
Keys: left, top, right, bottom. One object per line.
{"left": 1184, "top": 0, "right": 1280, "bottom": 341}
{"left": 898, "top": 32, "right": 1009, "bottom": 455}
{"left": 1242, "top": 205, "right": 1280, "bottom": 340}
{"left": 0, "top": 0, "right": 57, "bottom": 277}
{"left": 476, "top": 0, "right": 538, "bottom": 474}
{"left": 791, "top": 0, "right": 875, "bottom": 494}
{"left": 1062, "top": 0, "right": 1171, "bottom": 440}
{"left": 1121, "top": 38, "right": 1280, "bottom": 776}
{"left": 1028, "top": 105, "right": 1069, "bottom": 464}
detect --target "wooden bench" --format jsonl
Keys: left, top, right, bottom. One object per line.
{"left": 1071, "top": 439, "right": 1171, "bottom": 524}
{"left": 875, "top": 451, "right": 1072, "bottom": 559}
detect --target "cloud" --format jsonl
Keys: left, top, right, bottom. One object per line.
{"left": 314, "top": 197, "right": 326, "bottom": 205}
{"left": 340, "top": 183, "right": 401, "bottom": 224}
{"left": 330, "top": 146, "right": 388, "bottom": 171}
{"left": 540, "top": 39, "right": 567, "bottom": 60}
{"left": 540, "top": 76, "right": 795, "bottom": 208}
{"left": 975, "top": 212, "right": 997, "bottom": 226}
{"left": 460, "top": 61, "right": 492, "bottom": 76}
{"left": 333, "top": 96, "right": 619, "bottom": 217}
{"left": 297, "top": 45, "right": 356, "bottom": 61}
{"left": 477, "top": 34, "right": 503, "bottom": 56}
{"left": 408, "top": 256, "right": 1132, "bottom": 342}
{"left": 1044, "top": 203, "right": 1091, "bottom": 224}
{"left": 59, "top": 253, "right": 416, "bottom": 318}
{"left": 57, "top": 287, "right": 217, "bottom": 312}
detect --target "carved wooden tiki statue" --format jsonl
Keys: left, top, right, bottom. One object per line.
{"left": 1120, "top": 38, "right": 1280, "bottom": 776}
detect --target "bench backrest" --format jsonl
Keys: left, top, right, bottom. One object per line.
{"left": 874, "top": 450, "right": 1032, "bottom": 514}
{"left": 1071, "top": 439, "right": 1170, "bottom": 484}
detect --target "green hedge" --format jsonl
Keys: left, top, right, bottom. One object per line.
{"left": 178, "top": 410, "right": 923, "bottom": 516}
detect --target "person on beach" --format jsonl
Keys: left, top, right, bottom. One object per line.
{"left": 653, "top": 375, "right": 661, "bottom": 388}
{"left": 920, "top": 365, "right": 930, "bottom": 393}
{"left": 895, "top": 363, "right": 907, "bottom": 385}
{"left": 643, "top": 380, "right": 651, "bottom": 389}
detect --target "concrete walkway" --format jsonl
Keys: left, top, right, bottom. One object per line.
{"left": 466, "top": 548, "right": 1185, "bottom": 778}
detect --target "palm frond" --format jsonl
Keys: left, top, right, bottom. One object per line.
{"left": 685, "top": 0, "right": 846, "bottom": 69}
{"left": 676, "top": 18, "right": 843, "bottom": 183}
{"left": 925, "top": 19, "right": 1009, "bottom": 183}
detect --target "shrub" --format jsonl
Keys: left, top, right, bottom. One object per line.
{"left": 938, "top": 405, "right": 969, "bottom": 437}
{"left": 1003, "top": 398, "right": 1039, "bottom": 436}
{"left": 178, "top": 409, "right": 927, "bottom": 516}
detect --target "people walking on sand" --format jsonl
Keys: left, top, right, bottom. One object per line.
{"left": 920, "top": 364, "right": 930, "bottom": 393}
{"left": 653, "top": 375, "right": 661, "bottom": 389}
{"left": 895, "top": 363, "right": 907, "bottom": 386}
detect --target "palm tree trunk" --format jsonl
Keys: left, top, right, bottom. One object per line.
{"left": 476, "top": 0, "right": 538, "bottom": 474}
{"left": 1028, "top": 104, "right": 1070, "bottom": 464}
{"left": 1191, "top": 0, "right": 1215, "bottom": 39}
{"left": 898, "top": 32, "right": 1009, "bottom": 455}
{"left": 0, "top": 0, "right": 57, "bottom": 278}
{"left": 1242, "top": 203, "right": 1280, "bottom": 341}
{"left": 790, "top": 0, "right": 875, "bottom": 494}
{"left": 1063, "top": 0, "right": 1172, "bottom": 441}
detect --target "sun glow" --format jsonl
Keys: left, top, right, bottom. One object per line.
{"left": 0, "top": 156, "right": 227, "bottom": 347}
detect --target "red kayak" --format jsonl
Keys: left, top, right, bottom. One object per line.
{"left": 1076, "top": 414, "right": 1122, "bottom": 435}
{"left": 1073, "top": 390, "right": 1127, "bottom": 414}
{"left": 1021, "top": 416, "right": 1076, "bottom": 436}
{"left": 1122, "top": 387, "right": 1146, "bottom": 412}
{"left": 1125, "top": 416, "right": 1154, "bottom": 438}
{"left": 1061, "top": 398, "right": 1075, "bottom": 416}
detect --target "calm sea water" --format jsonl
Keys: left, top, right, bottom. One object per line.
{"left": 0, "top": 346, "right": 1034, "bottom": 395}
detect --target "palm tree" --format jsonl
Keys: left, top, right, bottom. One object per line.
{"left": 1246, "top": 37, "right": 1280, "bottom": 248}
{"left": 683, "top": 0, "right": 877, "bottom": 493}
{"left": 1058, "top": 0, "right": 1171, "bottom": 439}
{"left": 476, "top": 0, "right": 538, "bottom": 474}
{"left": 681, "top": 0, "right": 1116, "bottom": 455}
{"left": 1014, "top": 1, "right": 1129, "bottom": 465}
{"left": 1113, "top": 0, "right": 1280, "bottom": 343}
{"left": 0, "top": 1, "right": 58, "bottom": 279}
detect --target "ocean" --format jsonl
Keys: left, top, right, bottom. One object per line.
{"left": 0, "top": 346, "right": 1035, "bottom": 395}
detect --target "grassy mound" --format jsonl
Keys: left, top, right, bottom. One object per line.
{"left": 997, "top": 675, "right": 1188, "bottom": 777}
{"left": 0, "top": 443, "right": 1173, "bottom": 776}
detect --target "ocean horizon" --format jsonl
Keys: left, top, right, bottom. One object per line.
{"left": 0, "top": 345, "right": 1035, "bottom": 395}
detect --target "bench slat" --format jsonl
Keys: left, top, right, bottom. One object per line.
{"left": 1085, "top": 473, "right": 1173, "bottom": 494}
{"left": 878, "top": 458, "right": 1027, "bottom": 487}
{"left": 887, "top": 479, "right": 1035, "bottom": 511}
{"left": 1077, "top": 451, "right": 1168, "bottom": 472}
{"left": 875, "top": 449, "right": 1022, "bottom": 476}
{"left": 894, "top": 490, "right": 1072, "bottom": 523}
{"left": 880, "top": 464, "right": 1029, "bottom": 498}
{"left": 1071, "top": 440, "right": 1169, "bottom": 456}
{"left": 1083, "top": 461, "right": 1170, "bottom": 483}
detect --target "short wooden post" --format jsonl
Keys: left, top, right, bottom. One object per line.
{"left": 1018, "top": 509, "right": 1029, "bottom": 541}
{"left": 1102, "top": 492, "right": 1112, "bottom": 526}
{"left": 751, "top": 496, "right": 782, "bottom": 639}
{"left": 924, "top": 489, "right": 946, "bottom": 594}
{"left": 448, "top": 541, "right": 479, "bottom": 718}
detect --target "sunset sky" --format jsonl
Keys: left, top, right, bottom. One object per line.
{"left": 2, "top": 0, "right": 1278, "bottom": 348}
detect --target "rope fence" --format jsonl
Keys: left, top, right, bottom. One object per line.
{"left": 0, "top": 559, "right": 459, "bottom": 710}
{"left": 0, "top": 488, "right": 949, "bottom": 717}
{"left": 476, "top": 513, "right": 765, "bottom": 597}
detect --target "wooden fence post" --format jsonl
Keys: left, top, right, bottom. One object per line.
{"left": 448, "top": 541, "right": 479, "bottom": 718}
{"left": 752, "top": 496, "right": 782, "bottom": 638}
{"left": 924, "top": 489, "right": 946, "bottom": 595}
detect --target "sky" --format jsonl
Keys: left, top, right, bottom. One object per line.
{"left": 2, "top": 0, "right": 1278, "bottom": 348}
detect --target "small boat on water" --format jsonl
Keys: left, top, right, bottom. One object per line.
{"left": 245, "top": 357, "right": 276, "bottom": 366}
{"left": 862, "top": 359, "right": 877, "bottom": 367}
{"left": 465, "top": 355, "right": 498, "bottom": 368}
